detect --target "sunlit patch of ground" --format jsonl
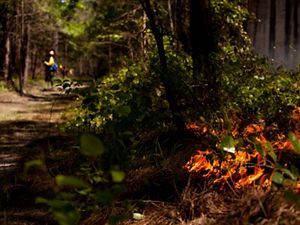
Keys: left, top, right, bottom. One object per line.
{"left": 0, "top": 83, "right": 78, "bottom": 225}
{"left": 0, "top": 88, "right": 76, "bottom": 123}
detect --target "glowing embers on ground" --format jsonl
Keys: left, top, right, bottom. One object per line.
{"left": 185, "top": 149, "right": 270, "bottom": 189}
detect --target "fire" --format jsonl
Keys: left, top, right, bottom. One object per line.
{"left": 235, "top": 167, "right": 264, "bottom": 188}
{"left": 244, "top": 124, "right": 264, "bottom": 136}
{"left": 185, "top": 114, "right": 300, "bottom": 190}
{"left": 185, "top": 149, "right": 267, "bottom": 189}
{"left": 187, "top": 150, "right": 213, "bottom": 173}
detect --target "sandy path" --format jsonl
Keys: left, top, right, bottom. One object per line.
{"left": 0, "top": 88, "right": 78, "bottom": 225}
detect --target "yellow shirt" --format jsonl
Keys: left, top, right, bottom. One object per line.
{"left": 44, "top": 56, "right": 55, "bottom": 66}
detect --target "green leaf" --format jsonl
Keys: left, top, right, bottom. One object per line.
{"left": 24, "top": 159, "right": 44, "bottom": 175}
{"left": 288, "top": 132, "right": 300, "bottom": 154}
{"left": 56, "top": 175, "right": 91, "bottom": 189}
{"left": 280, "top": 168, "right": 297, "bottom": 180}
{"left": 254, "top": 143, "right": 265, "bottom": 158}
{"left": 110, "top": 170, "right": 125, "bottom": 183}
{"left": 220, "top": 135, "right": 236, "bottom": 153}
{"left": 36, "top": 197, "right": 50, "bottom": 205}
{"left": 272, "top": 172, "right": 284, "bottom": 185}
{"left": 266, "top": 142, "right": 277, "bottom": 162}
{"left": 275, "top": 163, "right": 297, "bottom": 180}
{"left": 80, "top": 134, "right": 104, "bottom": 156}
{"left": 264, "top": 142, "right": 277, "bottom": 161}
{"left": 52, "top": 207, "right": 80, "bottom": 225}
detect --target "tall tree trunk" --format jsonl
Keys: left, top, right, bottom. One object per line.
{"left": 285, "top": 0, "right": 292, "bottom": 60}
{"left": 189, "top": 0, "right": 218, "bottom": 107}
{"left": 19, "top": 0, "right": 29, "bottom": 95}
{"left": 1, "top": 6, "right": 10, "bottom": 81}
{"left": 4, "top": 35, "right": 10, "bottom": 82}
{"left": 293, "top": 0, "right": 299, "bottom": 53}
{"left": 54, "top": 28, "right": 59, "bottom": 54}
{"left": 141, "top": 12, "right": 147, "bottom": 62}
{"left": 31, "top": 50, "right": 37, "bottom": 79}
{"left": 139, "top": 0, "right": 185, "bottom": 130}
{"left": 175, "top": 0, "right": 190, "bottom": 53}
{"left": 19, "top": 0, "right": 24, "bottom": 94}
{"left": 168, "top": 0, "right": 175, "bottom": 37}
{"left": 23, "top": 25, "right": 30, "bottom": 86}
{"left": 269, "top": 0, "right": 276, "bottom": 58}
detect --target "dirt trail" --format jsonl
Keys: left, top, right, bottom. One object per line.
{"left": 0, "top": 87, "right": 78, "bottom": 225}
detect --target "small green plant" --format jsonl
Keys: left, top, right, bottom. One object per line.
{"left": 33, "top": 134, "right": 128, "bottom": 225}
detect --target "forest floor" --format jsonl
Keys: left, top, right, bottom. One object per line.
{"left": 1, "top": 81, "right": 300, "bottom": 225}
{"left": 0, "top": 81, "right": 78, "bottom": 225}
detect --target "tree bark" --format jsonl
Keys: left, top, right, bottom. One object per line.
{"left": 175, "top": 0, "right": 190, "bottom": 53}
{"left": 31, "top": 50, "right": 37, "bottom": 79}
{"left": 293, "top": 0, "right": 299, "bottom": 52}
{"left": 19, "top": 0, "right": 30, "bottom": 95}
{"left": 168, "top": 0, "right": 175, "bottom": 37}
{"left": 0, "top": 3, "right": 9, "bottom": 81}
{"left": 269, "top": 0, "right": 276, "bottom": 58}
{"left": 189, "top": 0, "right": 218, "bottom": 106}
{"left": 285, "top": 0, "right": 292, "bottom": 60}
{"left": 139, "top": 0, "right": 185, "bottom": 130}
{"left": 4, "top": 35, "right": 10, "bottom": 81}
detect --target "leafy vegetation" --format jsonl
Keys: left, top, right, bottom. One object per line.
{"left": 1, "top": 0, "right": 300, "bottom": 224}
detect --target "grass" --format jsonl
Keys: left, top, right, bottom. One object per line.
{"left": 0, "top": 81, "right": 9, "bottom": 93}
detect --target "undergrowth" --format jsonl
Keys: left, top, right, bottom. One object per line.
{"left": 41, "top": 53, "right": 300, "bottom": 225}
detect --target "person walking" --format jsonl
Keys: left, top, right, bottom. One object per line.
{"left": 44, "top": 49, "right": 57, "bottom": 88}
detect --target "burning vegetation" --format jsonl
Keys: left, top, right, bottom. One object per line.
{"left": 184, "top": 108, "right": 300, "bottom": 191}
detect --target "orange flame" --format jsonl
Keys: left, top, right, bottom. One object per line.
{"left": 234, "top": 167, "right": 264, "bottom": 188}
{"left": 185, "top": 110, "right": 300, "bottom": 191}
{"left": 185, "top": 149, "right": 267, "bottom": 189}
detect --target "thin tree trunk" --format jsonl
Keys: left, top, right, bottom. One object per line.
{"left": 293, "top": 0, "right": 298, "bottom": 53}
{"left": 139, "top": 0, "right": 185, "bottom": 130}
{"left": 168, "top": 0, "right": 175, "bottom": 37}
{"left": 4, "top": 35, "right": 10, "bottom": 82}
{"left": 269, "top": 0, "right": 276, "bottom": 58}
{"left": 176, "top": 0, "right": 189, "bottom": 52}
{"left": 141, "top": 12, "right": 147, "bottom": 62}
{"left": 19, "top": 0, "right": 30, "bottom": 95}
{"left": 31, "top": 50, "right": 37, "bottom": 79}
{"left": 285, "top": 0, "right": 292, "bottom": 60}
{"left": 54, "top": 28, "right": 59, "bottom": 54}
{"left": 1, "top": 7, "right": 10, "bottom": 82}
{"left": 23, "top": 24, "right": 30, "bottom": 85}
{"left": 19, "top": 0, "right": 25, "bottom": 95}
